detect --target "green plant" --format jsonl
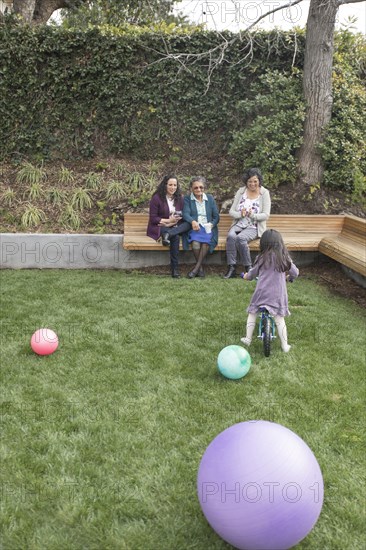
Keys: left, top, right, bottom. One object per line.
{"left": 26, "top": 181, "right": 44, "bottom": 200}
{"left": 125, "top": 171, "right": 147, "bottom": 193}
{"left": 20, "top": 204, "right": 46, "bottom": 228}
{"left": 0, "top": 23, "right": 364, "bottom": 193}
{"left": 320, "top": 55, "right": 366, "bottom": 192}
{"left": 147, "top": 160, "right": 162, "bottom": 174}
{"left": 302, "top": 183, "right": 320, "bottom": 201}
{"left": 59, "top": 204, "right": 81, "bottom": 230}
{"left": 47, "top": 188, "right": 65, "bottom": 205}
{"left": 105, "top": 180, "right": 127, "bottom": 201}
{"left": 1, "top": 187, "right": 16, "bottom": 206}
{"left": 58, "top": 166, "right": 75, "bottom": 185}
{"left": 351, "top": 169, "right": 366, "bottom": 207}
{"left": 113, "top": 164, "right": 127, "bottom": 177}
{"left": 70, "top": 188, "right": 93, "bottom": 211}
{"left": 91, "top": 211, "right": 118, "bottom": 232}
{"left": 128, "top": 196, "right": 147, "bottom": 207}
{"left": 92, "top": 212, "right": 105, "bottom": 232}
{"left": 84, "top": 172, "right": 102, "bottom": 190}
{"left": 16, "top": 162, "right": 47, "bottom": 186}
{"left": 229, "top": 70, "right": 305, "bottom": 187}
{"left": 144, "top": 172, "right": 158, "bottom": 193}
{"left": 95, "top": 162, "right": 109, "bottom": 172}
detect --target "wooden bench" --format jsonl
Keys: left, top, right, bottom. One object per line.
{"left": 123, "top": 213, "right": 344, "bottom": 252}
{"left": 123, "top": 213, "right": 366, "bottom": 276}
{"left": 319, "top": 215, "right": 366, "bottom": 277}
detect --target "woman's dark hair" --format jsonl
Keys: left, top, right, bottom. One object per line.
{"left": 243, "top": 168, "right": 263, "bottom": 187}
{"left": 155, "top": 175, "right": 182, "bottom": 204}
{"left": 255, "top": 229, "right": 292, "bottom": 272}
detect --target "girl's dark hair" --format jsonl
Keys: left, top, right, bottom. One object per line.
{"left": 243, "top": 168, "right": 263, "bottom": 187}
{"left": 155, "top": 175, "right": 182, "bottom": 204}
{"left": 255, "top": 229, "right": 292, "bottom": 272}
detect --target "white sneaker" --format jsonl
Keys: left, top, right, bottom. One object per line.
{"left": 282, "top": 344, "right": 291, "bottom": 353}
{"left": 241, "top": 337, "right": 251, "bottom": 346}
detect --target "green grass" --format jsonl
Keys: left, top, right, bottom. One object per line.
{"left": 0, "top": 270, "right": 365, "bottom": 550}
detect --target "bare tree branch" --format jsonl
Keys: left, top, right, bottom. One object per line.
{"left": 143, "top": 0, "right": 306, "bottom": 93}
{"left": 245, "top": 0, "right": 304, "bottom": 31}
{"left": 337, "top": 0, "right": 365, "bottom": 5}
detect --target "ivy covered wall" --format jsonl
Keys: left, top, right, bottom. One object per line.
{"left": 0, "top": 22, "right": 305, "bottom": 160}
{"left": 1, "top": 22, "right": 365, "bottom": 191}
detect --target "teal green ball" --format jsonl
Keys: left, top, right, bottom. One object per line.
{"left": 217, "top": 345, "right": 251, "bottom": 380}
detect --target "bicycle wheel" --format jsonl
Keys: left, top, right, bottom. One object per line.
{"left": 263, "top": 316, "right": 271, "bottom": 357}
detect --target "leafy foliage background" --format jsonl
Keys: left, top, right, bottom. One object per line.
{"left": 0, "top": 20, "right": 365, "bottom": 191}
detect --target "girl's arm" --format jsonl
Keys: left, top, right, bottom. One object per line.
{"left": 245, "top": 263, "right": 260, "bottom": 280}
{"left": 288, "top": 262, "right": 299, "bottom": 280}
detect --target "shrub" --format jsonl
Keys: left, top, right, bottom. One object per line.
{"left": 2, "top": 188, "right": 16, "bottom": 206}
{"left": 70, "top": 188, "right": 93, "bottom": 211}
{"left": 105, "top": 180, "right": 127, "bottom": 201}
{"left": 84, "top": 172, "right": 103, "bottom": 190}
{"left": 58, "top": 166, "right": 75, "bottom": 185}
{"left": 59, "top": 205, "right": 81, "bottom": 230}
{"left": 16, "top": 162, "right": 47, "bottom": 186}
{"left": 47, "top": 188, "right": 65, "bottom": 205}
{"left": 229, "top": 69, "right": 305, "bottom": 187}
{"left": 319, "top": 39, "right": 366, "bottom": 192}
{"left": 21, "top": 204, "right": 46, "bottom": 228}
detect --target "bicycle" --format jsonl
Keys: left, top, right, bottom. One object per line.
{"left": 241, "top": 273, "right": 294, "bottom": 357}
{"left": 258, "top": 307, "right": 276, "bottom": 357}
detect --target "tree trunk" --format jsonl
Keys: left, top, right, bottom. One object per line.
{"left": 297, "top": 0, "right": 339, "bottom": 186}
{"left": 12, "top": 0, "right": 85, "bottom": 24}
{"left": 33, "top": 0, "right": 69, "bottom": 24}
{"left": 13, "top": 0, "right": 37, "bottom": 22}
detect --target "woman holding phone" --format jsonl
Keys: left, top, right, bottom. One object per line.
{"left": 147, "top": 175, "right": 190, "bottom": 278}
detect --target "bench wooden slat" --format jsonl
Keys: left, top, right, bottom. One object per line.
{"left": 319, "top": 237, "right": 366, "bottom": 276}
{"left": 123, "top": 213, "right": 344, "bottom": 251}
{"left": 318, "top": 215, "right": 366, "bottom": 276}
{"left": 123, "top": 212, "right": 366, "bottom": 276}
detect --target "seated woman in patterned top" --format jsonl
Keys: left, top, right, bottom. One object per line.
{"left": 224, "top": 168, "right": 271, "bottom": 279}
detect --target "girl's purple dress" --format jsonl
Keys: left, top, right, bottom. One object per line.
{"left": 246, "top": 260, "right": 299, "bottom": 317}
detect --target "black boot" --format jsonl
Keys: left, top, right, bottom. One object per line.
{"left": 171, "top": 268, "right": 180, "bottom": 278}
{"left": 224, "top": 265, "right": 236, "bottom": 279}
{"left": 161, "top": 232, "right": 170, "bottom": 246}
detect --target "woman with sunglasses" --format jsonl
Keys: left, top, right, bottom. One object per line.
{"left": 182, "top": 176, "right": 220, "bottom": 278}
{"left": 147, "top": 175, "right": 191, "bottom": 278}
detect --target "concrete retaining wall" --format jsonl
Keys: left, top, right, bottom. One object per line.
{"left": 0, "top": 232, "right": 325, "bottom": 271}
{"left": 0, "top": 233, "right": 214, "bottom": 269}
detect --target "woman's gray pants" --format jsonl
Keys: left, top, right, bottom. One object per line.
{"left": 226, "top": 226, "right": 258, "bottom": 266}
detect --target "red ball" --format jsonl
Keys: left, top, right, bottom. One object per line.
{"left": 31, "top": 328, "right": 58, "bottom": 356}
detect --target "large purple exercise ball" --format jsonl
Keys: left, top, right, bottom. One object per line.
{"left": 197, "top": 421, "right": 324, "bottom": 550}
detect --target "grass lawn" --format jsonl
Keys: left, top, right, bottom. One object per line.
{"left": 0, "top": 269, "right": 365, "bottom": 550}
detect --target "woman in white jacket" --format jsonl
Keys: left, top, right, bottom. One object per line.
{"left": 224, "top": 168, "right": 271, "bottom": 279}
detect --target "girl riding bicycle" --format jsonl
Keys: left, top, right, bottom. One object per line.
{"left": 241, "top": 229, "right": 299, "bottom": 353}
